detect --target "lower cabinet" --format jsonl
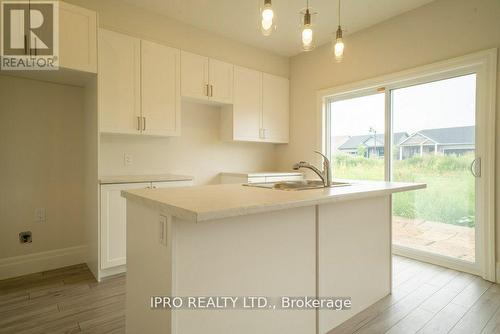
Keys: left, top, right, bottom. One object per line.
{"left": 99, "top": 180, "right": 192, "bottom": 273}
{"left": 220, "top": 172, "right": 304, "bottom": 185}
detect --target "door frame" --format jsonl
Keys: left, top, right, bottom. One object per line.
{"left": 317, "top": 49, "right": 497, "bottom": 281}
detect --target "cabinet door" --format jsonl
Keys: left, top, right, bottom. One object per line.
{"left": 141, "top": 40, "right": 181, "bottom": 137}
{"left": 100, "top": 183, "right": 150, "bottom": 269}
{"left": 209, "top": 59, "right": 233, "bottom": 104}
{"left": 262, "top": 73, "right": 289, "bottom": 143}
{"left": 181, "top": 51, "right": 209, "bottom": 101}
{"left": 59, "top": 2, "right": 97, "bottom": 73}
{"left": 99, "top": 29, "right": 141, "bottom": 134}
{"left": 151, "top": 180, "right": 194, "bottom": 189}
{"left": 232, "top": 66, "right": 262, "bottom": 141}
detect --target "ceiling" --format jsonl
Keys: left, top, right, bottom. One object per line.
{"left": 120, "top": 0, "right": 435, "bottom": 56}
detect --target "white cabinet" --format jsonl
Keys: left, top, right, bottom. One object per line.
{"left": 141, "top": 40, "right": 181, "bottom": 137}
{"left": 152, "top": 180, "right": 193, "bottom": 189}
{"left": 220, "top": 172, "right": 303, "bottom": 185}
{"left": 222, "top": 66, "right": 262, "bottom": 142}
{"left": 262, "top": 73, "right": 289, "bottom": 143}
{"left": 221, "top": 66, "right": 290, "bottom": 144}
{"left": 181, "top": 51, "right": 233, "bottom": 104}
{"left": 100, "top": 180, "right": 192, "bottom": 272}
{"left": 181, "top": 51, "right": 209, "bottom": 100}
{"left": 99, "top": 29, "right": 141, "bottom": 134}
{"left": 99, "top": 29, "right": 180, "bottom": 137}
{"left": 100, "top": 182, "right": 149, "bottom": 269}
{"left": 209, "top": 58, "right": 233, "bottom": 104}
{"left": 59, "top": 2, "right": 97, "bottom": 73}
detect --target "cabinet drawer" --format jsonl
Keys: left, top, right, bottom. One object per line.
{"left": 151, "top": 180, "right": 193, "bottom": 188}
{"left": 265, "top": 175, "right": 303, "bottom": 183}
{"left": 247, "top": 177, "right": 267, "bottom": 184}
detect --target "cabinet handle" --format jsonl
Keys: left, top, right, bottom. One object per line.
{"left": 137, "top": 116, "right": 141, "bottom": 131}
{"left": 205, "top": 84, "right": 209, "bottom": 97}
{"left": 24, "top": 35, "right": 28, "bottom": 55}
{"left": 143, "top": 117, "right": 146, "bottom": 131}
{"left": 210, "top": 85, "right": 213, "bottom": 97}
{"left": 34, "top": 38, "right": 37, "bottom": 56}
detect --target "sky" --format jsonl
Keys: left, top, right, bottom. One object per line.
{"left": 330, "top": 74, "right": 476, "bottom": 138}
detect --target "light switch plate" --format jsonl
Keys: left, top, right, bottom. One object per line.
{"left": 124, "top": 153, "right": 133, "bottom": 166}
{"left": 35, "top": 208, "right": 46, "bottom": 223}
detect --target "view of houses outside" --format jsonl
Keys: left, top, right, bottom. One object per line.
{"left": 330, "top": 74, "right": 476, "bottom": 262}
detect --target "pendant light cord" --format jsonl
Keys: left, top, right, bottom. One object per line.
{"left": 338, "top": 0, "right": 341, "bottom": 26}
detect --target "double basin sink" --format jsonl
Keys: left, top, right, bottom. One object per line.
{"left": 244, "top": 180, "right": 351, "bottom": 191}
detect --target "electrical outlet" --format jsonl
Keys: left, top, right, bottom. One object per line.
{"left": 124, "top": 153, "right": 133, "bottom": 166}
{"left": 19, "top": 231, "right": 32, "bottom": 244}
{"left": 35, "top": 208, "right": 46, "bottom": 223}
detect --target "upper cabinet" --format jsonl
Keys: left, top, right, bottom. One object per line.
{"left": 221, "top": 66, "right": 289, "bottom": 144}
{"left": 99, "top": 29, "right": 180, "bottom": 137}
{"left": 99, "top": 29, "right": 141, "bottom": 135}
{"left": 209, "top": 58, "right": 233, "bottom": 104}
{"left": 181, "top": 51, "right": 209, "bottom": 100}
{"left": 181, "top": 51, "right": 233, "bottom": 105}
{"left": 141, "top": 40, "right": 180, "bottom": 137}
{"left": 59, "top": 2, "right": 97, "bottom": 73}
{"left": 262, "top": 73, "right": 289, "bottom": 143}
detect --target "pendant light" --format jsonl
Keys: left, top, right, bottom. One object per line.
{"left": 332, "top": 0, "right": 345, "bottom": 62}
{"left": 301, "top": 0, "right": 315, "bottom": 51}
{"left": 260, "top": 0, "right": 275, "bottom": 36}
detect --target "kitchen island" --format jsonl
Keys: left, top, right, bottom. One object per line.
{"left": 121, "top": 180, "right": 425, "bottom": 334}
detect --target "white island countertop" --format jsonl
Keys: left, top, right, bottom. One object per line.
{"left": 122, "top": 180, "right": 425, "bottom": 223}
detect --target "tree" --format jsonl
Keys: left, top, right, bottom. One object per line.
{"left": 357, "top": 145, "right": 367, "bottom": 158}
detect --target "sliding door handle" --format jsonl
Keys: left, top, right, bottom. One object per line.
{"left": 470, "top": 157, "right": 481, "bottom": 177}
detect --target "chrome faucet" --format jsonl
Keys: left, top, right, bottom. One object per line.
{"left": 293, "top": 151, "right": 332, "bottom": 187}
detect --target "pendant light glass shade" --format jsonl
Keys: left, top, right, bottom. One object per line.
{"left": 333, "top": 26, "right": 344, "bottom": 62}
{"left": 260, "top": 0, "right": 275, "bottom": 36}
{"left": 332, "top": 0, "right": 345, "bottom": 62}
{"left": 301, "top": 4, "right": 315, "bottom": 51}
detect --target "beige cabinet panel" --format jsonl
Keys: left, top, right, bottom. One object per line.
{"left": 141, "top": 40, "right": 181, "bottom": 137}
{"left": 59, "top": 2, "right": 97, "bottom": 73}
{"left": 99, "top": 29, "right": 141, "bottom": 134}
{"left": 262, "top": 73, "right": 289, "bottom": 143}
{"left": 209, "top": 59, "right": 233, "bottom": 104}
{"left": 181, "top": 51, "right": 209, "bottom": 101}
{"left": 100, "top": 182, "right": 150, "bottom": 269}
{"left": 231, "top": 66, "right": 262, "bottom": 141}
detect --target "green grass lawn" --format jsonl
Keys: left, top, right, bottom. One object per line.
{"left": 333, "top": 154, "right": 475, "bottom": 227}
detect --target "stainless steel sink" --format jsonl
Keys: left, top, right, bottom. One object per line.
{"left": 244, "top": 180, "right": 351, "bottom": 191}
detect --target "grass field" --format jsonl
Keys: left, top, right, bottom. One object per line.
{"left": 333, "top": 153, "right": 475, "bottom": 227}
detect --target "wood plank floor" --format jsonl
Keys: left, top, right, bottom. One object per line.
{"left": 0, "top": 264, "right": 125, "bottom": 334}
{"left": 0, "top": 256, "right": 498, "bottom": 333}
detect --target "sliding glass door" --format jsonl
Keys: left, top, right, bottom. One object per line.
{"left": 327, "top": 92, "right": 385, "bottom": 182}
{"left": 325, "top": 68, "right": 487, "bottom": 275}
{"left": 391, "top": 74, "right": 477, "bottom": 265}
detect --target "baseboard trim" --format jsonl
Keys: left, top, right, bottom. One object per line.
{"left": 99, "top": 264, "right": 126, "bottom": 281}
{"left": 0, "top": 245, "right": 88, "bottom": 280}
{"left": 495, "top": 262, "right": 500, "bottom": 284}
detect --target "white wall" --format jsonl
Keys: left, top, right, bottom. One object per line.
{"left": 99, "top": 102, "right": 276, "bottom": 184}
{"left": 0, "top": 75, "right": 86, "bottom": 259}
{"left": 276, "top": 0, "right": 500, "bottom": 256}
{"left": 64, "top": 0, "right": 289, "bottom": 184}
